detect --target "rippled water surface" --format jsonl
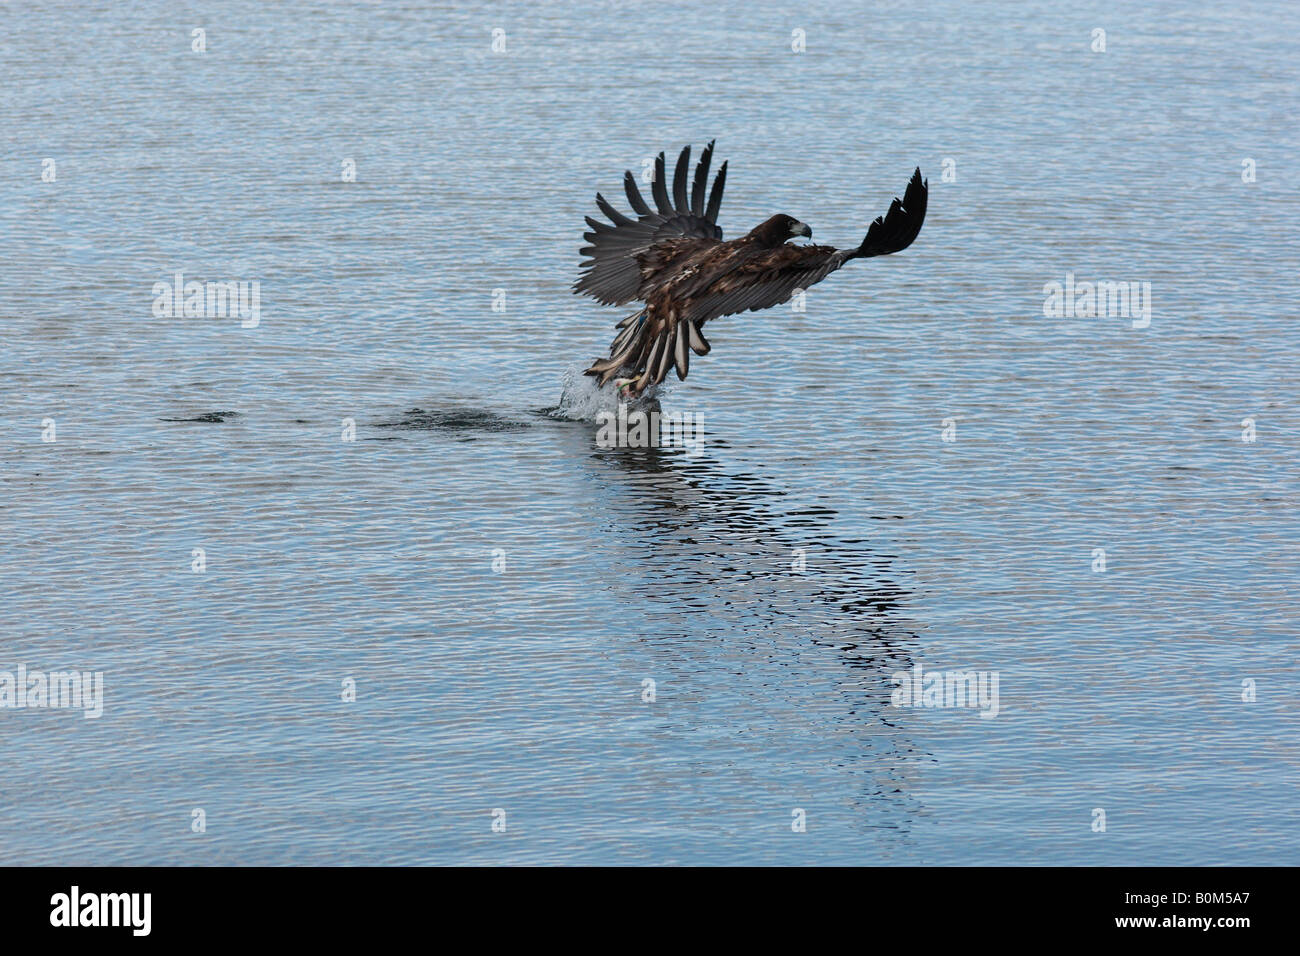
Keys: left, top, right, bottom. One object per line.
{"left": 1, "top": 1, "right": 1297, "bottom": 865}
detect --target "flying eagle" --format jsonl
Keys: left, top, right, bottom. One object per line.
{"left": 576, "top": 142, "right": 928, "bottom": 397}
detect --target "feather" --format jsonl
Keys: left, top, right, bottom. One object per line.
{"left": 672, "top": 146, "right": 691, "bottom": 214}
{"left": 674, "top": 325, "right": 690, "bottom": 379}
{"left": 595, "top": 193, "right": 635, "bottom": 227}
{"left": 855, "top": 168, "right": 928, "bottom": 258}
{"left": 685, "top": 320, "right": 711, "bottom": 355}
{"left": 623, "top": 170, "right": 652, "bottom": 216}
{"left": 655, "top": 331, "right": 673, "bottom": 383}
{"left": 704, "top": 161, "right": 727, "bottom": 222}
{"left": 691, "top": 140, "right": 713, "bottom": 217}
{"left": 576, "top": 147, "right": 734, "bottom": 305}
{"left": 636, "top": 334, "right": 665, "bottom": 393}
{"left": 587, "top": 341, "right": 636, "bottom": 376}
{"left": 651, "top": 153, "right": 672, "bottom": 215}
{"left": 609, "top": 325, "right": 634, "bottom": 355}
{"left": 610, "top": 312, "right": 646, "bottom": 355}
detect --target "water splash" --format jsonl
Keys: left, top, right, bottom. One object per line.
{"left": 551, "top": 365, "right": 665, "bottom": 422}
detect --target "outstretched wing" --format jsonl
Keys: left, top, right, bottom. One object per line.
{"left": 574, "top": 142, "right": 729, "bottom": 305}
{"left": 684, "top": 168, "right": 928, "bottom": 326}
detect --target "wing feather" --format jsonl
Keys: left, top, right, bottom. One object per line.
{"left": 623, "top": 171, "right": 653, "bottom": 216}
{"left": 684, "top": 245, "right": 851, "bottom": 326}
{"left": 683, "top": 169, "right": 927, "bottom": 323}
{"left": 853, "top": 168, "right": 928, "bottom": 259}
{"left": 651, "top": 152, "right": 672, "bottom": 215}
{"left": 672, "top": 146, "right": 691, "bottom": 214}
{"left": 575, "top": 145, "right": 730, "bottom": 305}
{"left": 595, "top": 193, "right": 636, "bottom": 227}
{"left": 690, "top": 140, "right": 714, "bottom": 217}
{"left": 704, "top": 161, "right": 727, "bottom": 222}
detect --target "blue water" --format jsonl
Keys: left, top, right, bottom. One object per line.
{"left": 1, "top": 1, "right": 1297, "bottom": 865}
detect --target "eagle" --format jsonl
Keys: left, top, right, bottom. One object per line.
{"left": 576, "top": 142, "right": 928, "bottom": 397}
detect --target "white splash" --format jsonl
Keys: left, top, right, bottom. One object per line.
{"left": 553, "top": 365, "right": 666, "bottom": 422}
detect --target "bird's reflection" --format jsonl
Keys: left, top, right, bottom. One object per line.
{"left": 583, "top": 435, "right": 930, "bottom": 837}
{"left": 393, "top": 398, "right": 932, "bottom": 840}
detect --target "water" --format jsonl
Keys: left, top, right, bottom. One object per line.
{"left": 1, "top": 0, "right": 1297, "bottom": 865}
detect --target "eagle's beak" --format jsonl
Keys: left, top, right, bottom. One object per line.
{"left": 792, "top": 221, "right": 812, "bottom": 239}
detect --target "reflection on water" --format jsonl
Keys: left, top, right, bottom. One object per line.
{"left": 591, "top": 440, "right": 926, "bottom": 829}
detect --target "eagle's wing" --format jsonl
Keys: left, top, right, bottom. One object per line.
{"left": 574, "top": 142, "right": 728, "bottom": 305}
{"left": 684, "top": 244, "right": 857, "bottom": 327}
{"left": 685, "top": 168, "right": 928, "bottom": 326}
{"left": 585, "top": 168, "right": 927, "bottom": 396}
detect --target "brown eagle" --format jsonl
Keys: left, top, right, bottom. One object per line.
{"left": 576, "top": 142, "right": 927, "bottom": 397}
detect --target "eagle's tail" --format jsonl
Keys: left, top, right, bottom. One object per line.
{"left": 584, "top": 308, "right": 708, "bottom": 396}
{"left": 584, "top": 308, "right": 648, "bottom": 385}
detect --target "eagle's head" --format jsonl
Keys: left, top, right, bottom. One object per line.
{"left": 749, "top": 214, "right": 812, "bottom": 247}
